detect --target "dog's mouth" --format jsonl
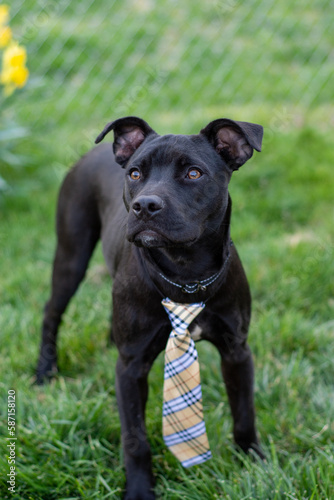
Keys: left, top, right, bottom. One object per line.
{"left": 129, "top": 229, "right": 197, "bottom": 248}
{"left": 132, "top": 229, "right": 166, "bottom": 248}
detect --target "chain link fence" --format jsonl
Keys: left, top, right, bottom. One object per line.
{"left": 6, "top": 0, "right": 334, "bottom": 173}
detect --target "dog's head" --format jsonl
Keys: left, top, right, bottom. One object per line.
{"left": 95, "top": 116, "right": 263, "bottom": 248}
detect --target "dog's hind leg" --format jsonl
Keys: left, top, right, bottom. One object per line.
{"left": 36, "top": 169, "right": 101, "bottom": 383}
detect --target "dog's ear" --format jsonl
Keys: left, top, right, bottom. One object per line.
{"left": 95, "top": 116, "right": 155, "bottom": 166}
{"left": 200, "top": 118, "right": 263, "bottom": 170}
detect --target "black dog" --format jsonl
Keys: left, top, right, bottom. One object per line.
{"left": 36, "top": 116, "right": 263, "bottom": 499}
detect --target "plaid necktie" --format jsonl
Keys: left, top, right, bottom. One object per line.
{"left": 162, "top": 298, "right": 212, "bottom": 467}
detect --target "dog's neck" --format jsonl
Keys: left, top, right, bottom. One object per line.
{"left": 144, "top": 200, "right": 232, "bottom": 284}
{"left": 147, "top": 235, "right": 228, "bottom": 282}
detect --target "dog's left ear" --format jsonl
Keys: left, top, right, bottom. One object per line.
{"left": 200, "top": 118, "right": 263, "bottom": 170}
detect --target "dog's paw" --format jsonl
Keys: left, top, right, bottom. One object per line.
{"left": 124, "top": 477, "right": 155, "bottom": 500}
{"left": 34, "top": 364, "right": 58, "bottom": 386}
{"left": 247, "top": 442, "right": 266, "bottom": 461}
{"left": 124, "top": 490, "right": 155, "bottom": 500}
{"left": 234, "top": 441, "right": 266, "bottom": 462}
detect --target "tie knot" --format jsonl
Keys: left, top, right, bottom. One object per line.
{"left": 162, "top": 298, "right": 205, "bottom": 334}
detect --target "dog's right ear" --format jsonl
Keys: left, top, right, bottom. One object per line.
{"left": 95, "top": 116, "right": 155, "bottom": 166}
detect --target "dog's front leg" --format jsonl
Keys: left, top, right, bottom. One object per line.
{"left": 221, "top": 346, "right": 258, "bottom": 451}
{"left": 116, "top": 354, "right": 155, "bottom": 500}
{"left": 219, "top": 342, "right": 265, "bottom": 459}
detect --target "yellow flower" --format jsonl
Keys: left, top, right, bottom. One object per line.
{"left": 0, "top": 6, "right": 29, "bottom": 96}
{"left": 3, "top": 42, "right": 27, "bottom": 67}
{"left": 0, "top": 41, "right": 29, "bottom": 95}
{"left": 1, "top": 64, "right": 29, "bottom": 87}
{"left": 0, "top": 25, "right": 11, "bottom": 47}
{"left": 0, "top": 5, "right": 9, "bottom": 27}
{"left": 0, "top": 62, "right": 15, "bottom": 95}
{"left": 11, "top": 65, "right": 28, "bottom": 87}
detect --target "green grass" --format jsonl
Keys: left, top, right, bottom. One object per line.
{"left": 1, "top": 129, "right": 334, "bottom": 499}
{"left": 1, "top": 0, "right": 334, "bottom": 498}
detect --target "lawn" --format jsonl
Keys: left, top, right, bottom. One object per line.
{"left": 0, "top": 1, "right": 333, "bottom": 499}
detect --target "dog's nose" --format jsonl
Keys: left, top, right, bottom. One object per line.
{"left": 132, "top": 195, "right": 164, "bottom": 219}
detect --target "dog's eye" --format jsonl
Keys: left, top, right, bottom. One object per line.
{"left": 129, "top": 169, "right": 141, "bottom": 180}
{"left": 187, "top": 168, "right": 202, "bottom": 180}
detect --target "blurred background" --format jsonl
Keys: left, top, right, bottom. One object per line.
{"left": 2, "top": 0, "right": 333, "bottom": 324}
{"left": 2, "top": 0, "right": 333, "bottom": 179}
{"left": 0, "top": 1, "right": 334, "bottom": 498}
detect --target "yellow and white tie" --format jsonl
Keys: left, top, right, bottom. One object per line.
{"left": 162, "top": 298, "right": 211, "bottom": 467}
